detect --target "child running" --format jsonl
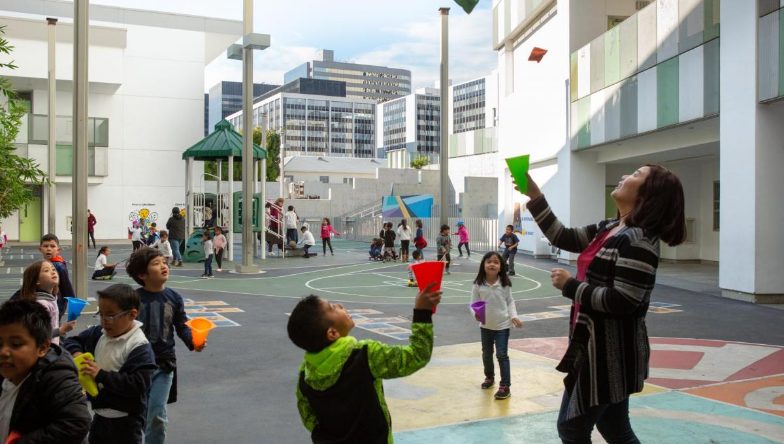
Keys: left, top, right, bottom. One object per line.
{"left": 92, "top": 246, "right": 118, "bottom": 280}
{"left": 288, "top": 283, "right": 442, "bottom": 443}
{"left": 455, "top": 221, "right": 471, "bottom": 258}
{"left": 212, "top": 227, "right": 227, "bottom": 272}
{"left": 471, "top": 251, "right": 522, "bottom": 400}
{"left": 498, "top": 225, "right": 520, "bottom": 276}
{"left": 125, "top": 247, "right": 205, "bottom": 444}
{"left": 320, "top": 218, "right": 340, "bottom": 256}
{"left": 0, "top": 300, "right": 91, "bottom": 443}
{"left": 436, "top": 224, "right": 453, "bottom": 275}
{"left": 408, "top": 250, "right": 424, "bottom": 287}
{"left": 64, "top": 284, "right": 157, "bottom": 444}
{"left": 20, "top": 260, "right": 77, "bottom": 345}
{"left": 201, "top": 232, "right": 214, "bottom": 279}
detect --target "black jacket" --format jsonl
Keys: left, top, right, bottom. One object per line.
{"left": 2, "top": 344, "right": 91, "bottom": 444}
{"left": 165, "top": 213, "right": 186, "bottom": 240}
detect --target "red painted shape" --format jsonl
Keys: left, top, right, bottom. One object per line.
{"left": 725, "top": 349, "right": 784, "bottom": 382}
{"left": 646, "top": 377, "right": 719, "bottom": 390}
{"left": 650, "top": 350, "right": 704, "bottom": 370}
{"left": 650, "top": 338, "right": 727, "bottom": 348}
{"left": 528, "top": 47, "right": 547, "bottom": 62}
{"left": 774, "top": 394, "right": 784, "bottom": 406}
{"left": 509, "top": 337, "right": 568, "bottom": 361}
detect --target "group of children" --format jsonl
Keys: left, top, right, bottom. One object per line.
{"left": 1, "top": 234, "right": 204, "bottom": 444}
{"left": 288, "top": 248, "right": 523, "bottom": 443}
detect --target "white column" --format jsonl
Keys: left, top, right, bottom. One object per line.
{"left": 186, "top": 158, "right": 194, "bottom": 236}
{"left": 228, "top": 155, "right": 234, "bottom": 262}
{"left": 439, "top": 7, "right": 450, "bottom": 226}
{"left": 47, "top": 18, "right": 57, "bottom": 235}
{"left": 217, "top": 159, "right": 222, "bottom": 226}
{"left": 72, "top": 0, "right": 89, "bottom": 300}
{"left": 719, "top": 1, "right": 784, "bottom": 303}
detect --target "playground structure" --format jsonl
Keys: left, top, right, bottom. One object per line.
{"left": 182, "top": 119, "right": 274, "bottom": 262}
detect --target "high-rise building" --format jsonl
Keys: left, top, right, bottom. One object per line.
{"left": 207, "top": 81, "right": 279, "bottom": 133}
{"left": 376, "top": 87, "right": 441, "bottom": 163}
{"left": 227, "top": 78, "right": 377, "bottom": 158}
{"left": 284, "top": 49, "right": 411, "bottom": 103}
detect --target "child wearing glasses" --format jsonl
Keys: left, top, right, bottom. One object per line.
{"left": 64, "top": 284, "right": 157, "bottom": 444}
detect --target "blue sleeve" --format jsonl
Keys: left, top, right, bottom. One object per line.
{"left": 54, "top": 262, "right": 75, "bottom": 299}
{"left": 94, "top": 343, "right": 157, "bottom": 399}
{"left": 170, "top": 290, "right": 194, "bottom": 350}
{"left": 513, "top": 235, "right": 520, "bottom": 243}
{"left": 63, "top": 326, "right": 102, "bottom": 355}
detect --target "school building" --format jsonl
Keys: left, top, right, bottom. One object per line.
{"left": 0, "top": 0, "right": 241, "bottom": 243}
{"left": 447, "top": 0, "right": 784, "bottom": 303}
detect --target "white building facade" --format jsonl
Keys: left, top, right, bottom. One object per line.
{"left": 478, "top": 0, "right": 784, "bottom": 302}
{"left": 0, "top": 0, "right": 241, "bottom": 242}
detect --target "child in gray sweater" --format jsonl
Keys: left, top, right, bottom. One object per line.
{"left": 436, "top": 224, "right": 452, "bottom": 275}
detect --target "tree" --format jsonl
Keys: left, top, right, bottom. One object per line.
{"left": 0, "top": 26, "right": 49, "bottom": 219}
{"left": 410, "top": 156, "right": 429, "bottom": 170}
{"left": 204, "top": 126, "right": 280, "bottom": 182}
{"left": 265, "top": 129, "right": 280, "bottom": 182}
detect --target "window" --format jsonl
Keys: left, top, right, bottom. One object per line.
{"left": 713, "top": 181, "right": 720, "bottom": 231}
{"left": 319, "top": 176, "right": 329, "bottom": 184}
{"left": 343, "top": 177, "right": 354, "bottom": 186}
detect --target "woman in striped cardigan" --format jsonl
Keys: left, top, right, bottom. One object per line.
{"left": 518, "top": 165, "right": 686, "bottom": 444}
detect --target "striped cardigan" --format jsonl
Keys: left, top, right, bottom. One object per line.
{"left": 528, "top": 195, "right": 659, "bottom": 420}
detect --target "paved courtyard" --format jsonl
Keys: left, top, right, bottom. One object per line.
{"left": 0, "top": 240, "right": 782, "bottom": 443}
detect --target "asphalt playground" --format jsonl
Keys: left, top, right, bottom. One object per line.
{"left": 0, "top": 240, "right": 782, "bottom": 444}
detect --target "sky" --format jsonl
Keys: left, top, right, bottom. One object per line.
{"left": 90, "top": 0, "right": 498, "bottom": 92}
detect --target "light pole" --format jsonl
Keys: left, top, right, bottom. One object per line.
{"left": 47, "top": 17, "right": 57, "bottom": 236}
{"left": 439, "top": 7, "right": 450, "bottom": 227}
{"left": 72, "top": 0, "right": 89, "bottom": 300}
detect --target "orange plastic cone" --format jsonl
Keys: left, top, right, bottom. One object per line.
{"left": 186, "top": 318, "right": 216, "bottom": 348}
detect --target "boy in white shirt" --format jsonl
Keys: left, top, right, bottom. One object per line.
{"left": 297, "top": 225, "right": 315, "bottom": 258}
{"left": 408, "top": 250, "right": 424, "bottom": 287}
{"left": 149, "top": 231, "right": 174, "bottom": 265}
{"left": 284, "top": 206, "right": 300, "bottom": 244}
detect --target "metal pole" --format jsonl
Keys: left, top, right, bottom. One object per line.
{"left": 217, "top": 158, "right": 222, "bottom": 225}
{"left": 439, "top": 7, "right": 450, "bottom": 227}
{"left": 228, "top": 155, "right": 234, "bottom": 261}
{"left": 280, "top": 137, "right": 285, "bottom": 199}
{"left": 47, "top": 18, "right": 57, "bottom": 235}
{"left": 72, "top": 0, "right": 88, "bottom": 300}
{"left": 260, "top": 111, "right": 267, "bottom": 259}
{"left": 186, "top": 158, "right": 193, "bottom": 236}
{"left": 238, "top": 0, "right": 258, "bottom": 272}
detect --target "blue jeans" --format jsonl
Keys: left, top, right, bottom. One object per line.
{"left": 480, "top": 327, "right": 510, "bottom": 386}
{"left": 170, "top": 239, "right": 182, "bottom": 262}
{"left": 556, "top": 390, "right": 640, "bottom": 444}
{"left": 145, "top": 369, "right": 175, "bottom": 444}
{"left": 204, "top": 254, "right": 213, "bottom": 275}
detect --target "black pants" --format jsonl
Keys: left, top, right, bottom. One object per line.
{"left": 303, "top": 245, "right": 311, "bottom": 258}
{"left": 91, "top": 266, "right": 115, "bottom": 280}
{"left": 132, "top": 240, "right": 142, "bottom": 251}
{"left": 400, "top": 240, "right": 410, "bottom": 255}
{"left": 88, "top": 231, "right": 96, "bottom": 248}
{"left": 90, "top": 413, "right": 145, "bottom": 444}
{"left": 286, "top": 228, "right": 298, "bottom": 244}
{"left": 458, "top": 242, "right": 470, "bottom": 256}
{"left": 437, "top": 252, "right": 451, "bottom": 270}
{"left": 556, "top": 390, "right": 639, "bottom": 444}
{"left": 215, "top": 248, "right": 223, "bottom": 269}
{"left": 322, "top": 238, "right": 333, "bottom": 254}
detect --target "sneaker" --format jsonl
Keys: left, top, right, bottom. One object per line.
{"left": 494, "top": 386, "right": 511, "bottom": 400}
{"left": 177, "top": 261, "right": 183, "bottom": 267}
{"left": 200, "top": 274, "right": 208, "bottom": 279}
{"left": 509, "top": 272, "right": 516, "bottom": 276}
{"left": 481, "top": 378, "right": 494, "bottom": 389}
{"left": 323, "top": 253, "right": 326, "bottom": 256}
{"left": 331, "top": 253, "right": 334, "bottom": 256}
{"left": 408, "top": 280, "right": 417, "bottom": 287}
{"left": 268, "top": 252, "right": 276, "bottom": 257}
{"left": 216, "top": 268, "right": 222, "bottom": 272}
{"left": 208, "top": 275, "right": 215, "bottom": 279}
{"left": 446, "top": 270, "right": 451, "bottom": 275}
{"left": 458, "top": 254, "right": 463, "bottom": 258}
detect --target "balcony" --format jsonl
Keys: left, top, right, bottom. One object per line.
{"left": 569, "top": 0, "right": 720, "bottom": 150}
{"left": 758, "top": 1, "right": 784, "bottom": 103}
{"left": 16, "top": 114, "right": 109, "bottom": 177}
{"left": 449, "top": 127, "right": 498, "bottom": 158}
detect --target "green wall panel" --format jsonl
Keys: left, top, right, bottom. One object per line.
{"left": 605, "top": 26, "right": 621, "bottom": 87}
{"left": 56, "top": 145, "right": 72, "bottom": 176}
{"left": 570, "top": 52, "right": 578, "bottom": 99}
{"left": 620, "top": 76, "right": 639, "bottom": 138}
{"left": 704, "top": 0, "right": 720, "bottom": 41}
{"left": 620, "top": 16, "right": 638, "bottom": 80}
{"left": 590, "top": 35, "right": 605, "bottom": 94}
{"left": 704, "top": 38, "right": 720, "bottom": 115}
{"left": 657, "top": 57, "right": 680, "bottom": 128}
{"left": 577, "top": 96, "right": 591, "bottom": 149}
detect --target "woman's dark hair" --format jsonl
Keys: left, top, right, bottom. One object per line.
{"left": 623, "top": 164, "right": 687, "bottom": 246}
{"left": 399, "top": 219, "right": 408, "bottom": 230}
{"left": 97, "top": 246, "right": 110, "bottom": 258}
{"left": 474, "top": 252, "right": 512, "bottom": 287}
{"left": 416, "top": 219, "right": 423, "bottom": 229}
{"left": 172, "top": 207, "right": 180, "bottom": 216}
{"left": 21, "top": 261, "right": 58, "bottom": 301}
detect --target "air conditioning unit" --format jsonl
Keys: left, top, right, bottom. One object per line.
{"left": 636, "top": 1, "right": 651, "bottom": 10}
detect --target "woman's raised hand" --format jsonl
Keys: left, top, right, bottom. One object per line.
{"left": 513, "top": 173, "right": 543, "bottom": 200}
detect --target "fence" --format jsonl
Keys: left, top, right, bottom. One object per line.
{"left": 336, "top": 216, "right": 499, "bottom": 252}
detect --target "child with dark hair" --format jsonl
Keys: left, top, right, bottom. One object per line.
{"left": 471, "top": 252, "right": 522, "bottom": 400}
{"left": 436, "top": 224, "right": 452, "bottom": 275}
{"left": 0, "top": 300, "right": 91, "bottom": 443}
{"left": 64, "top": 284, "right": 157, "bottom": 444}
{"left": 288, "top": 283, "right": 442, "bottom": 444}
{"left": 298, "top": 225, "right": 315, "bottom": 258}
{"left": 368, "top": 238, "right": 382, "bottom": 261}
{"left": 498, "top": 225, "right": 520, "bottom": 276}
{"left": 125, "top": 247, "right": 204, "bottom": 444}
{"left": 382, "top": 222, "right": 397, "bottom": 262}
{"left": 201, "top": 232, "right": 214, "bottom": 279}
{"left": 20, "top": 260, "right": 77, "bottom": 344}
{"left": 407, "top": 250, "right": 424, "bottom": 287}
{"left": 92, "top": 246, "right": 118, "bottom": 280}
{"left": 37, "top": 233, "right": 74, "bottom": 320}
{"left": 149, "top": 231, "right": 173, "bottom": 265}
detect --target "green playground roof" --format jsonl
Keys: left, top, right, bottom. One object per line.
{"left": 182, "top": 119, "right": 266, "bottom": 161}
